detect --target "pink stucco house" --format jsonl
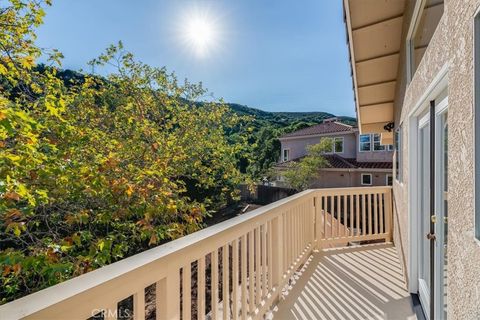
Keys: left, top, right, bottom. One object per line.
{"left": 274, "top": 118, "right": 393, "bottom": 188}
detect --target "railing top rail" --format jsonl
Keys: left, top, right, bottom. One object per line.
{"left": 313, "top": 186, "right": 392, "bottom": 195}
{"left": 0, "top": 189, "right": 317, "bottom": 319}
{"left": 0, "top": 186, "right": 393, "bottom": 319}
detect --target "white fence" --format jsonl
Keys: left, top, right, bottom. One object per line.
{"left": 0, "top": 187, "right": 392, "bottom": 320}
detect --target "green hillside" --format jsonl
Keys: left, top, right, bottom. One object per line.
{"left": 227, "top": 103, "right": 356, "bottom": 127}
{"left": 225, "top": 103, "right": 357, "bottom": 179}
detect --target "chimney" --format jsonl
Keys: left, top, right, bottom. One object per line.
{"left": 323, "top": 117, "right": 338, "bottom": 124}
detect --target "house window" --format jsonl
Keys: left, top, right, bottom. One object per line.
{"left": 373, "top": 134, "right": 385, "bottom": 151}
{"left": 334, "top": 137, "right": 344, "bottom": 153}
{"left": 282, "top": 149, "right": 290, "bottom": 162}
{"left": 395, "top": 127, "right": 402, "bottom": 182}
{"left": 407, "top": 0, "right": 444, "bottom": 81}
{"left": 386, "top": 174, "right": 393, "bottom": 186}
{"left": 361, "top": 173, "right": 372, "bottom": 186}
{"left": 359, "top": 134, "right": 371, "bottom": 152}
{"left": 387, "top": 144, "right": 394, "bottom": 151}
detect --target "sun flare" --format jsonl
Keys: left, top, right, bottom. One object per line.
{"left": 179, "top": 8, "right": 222, "bottom": 58}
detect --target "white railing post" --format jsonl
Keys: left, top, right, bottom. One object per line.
{"left": 134, "top": 289, "right": 146, "bottom": 320}
{"left": 385, "top": 189, "right": 393, "bottom": 242}
{"left": 156, "top": 269, "right": 180, "bottom": 320}
{"left": 271, "top": 215, "right": 284, "bottom": 288}
{"left": 314, "top": 194, "right": 322, "bottom": 249}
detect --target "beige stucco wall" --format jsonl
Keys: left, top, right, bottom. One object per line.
{"left": 280, "top": 132, "right": 357, "bottom": 161}
{"left": 311, "top": 170, "right": 391, "bottom": 188}
{"left": 280, "top": 131, "right": 393, "bottom": 163}
{"left": 392, "top": 0, "right": 480, "bottom": 318}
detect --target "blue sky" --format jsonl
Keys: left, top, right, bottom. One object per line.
{"left": 36, "top": 1, "right": 355, "bottom": 116}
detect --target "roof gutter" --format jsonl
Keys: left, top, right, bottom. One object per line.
{"left": 343, "top": 0, "right": 363, "bottom": 134}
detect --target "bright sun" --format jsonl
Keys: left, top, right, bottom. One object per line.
{"left": 179, "top": 8, "right": 222, "bottom": 58}
{"left": 185, "top": 18, "right": 215, "bottom": 55}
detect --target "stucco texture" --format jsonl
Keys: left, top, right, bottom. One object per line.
{"left": 392, "top": 0, "right": 480, "bottom": 318}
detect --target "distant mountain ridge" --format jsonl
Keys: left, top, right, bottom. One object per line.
{"left": 226, "top": 103, "right": 357, "bottom": 127}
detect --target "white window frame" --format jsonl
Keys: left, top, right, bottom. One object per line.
{"left": 406, "top": 0, "right": 425, "bottom": 83}
{"left": 282, "top": 148, "right": 290, "bottom": 162}
{"left": 361, "top": 173, "right": 373, "bottom": 186}
{"left": 334, "top": 137, "right": 344, "bottom": 154}
{"left": 386, "top": 174, "right": 393, "bottom": 186}
{"left": 406, "top": 0, "right": 444, "bottom": 83}
{"left": 373, "top": 133, "right": 386, "bottom": 151}
{"left": 475, "top": 9, "right": 480, "bottom": 241}
{"left": 359, "top": 134, "right": 372, "bottom": 152}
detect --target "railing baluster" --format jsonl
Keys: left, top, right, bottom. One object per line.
{"left": 386, "top": 190, "right": 393, "bottom": 241}
{"left": 182, "top": 263, "right": 191, "bottom": 320}
{"left": 293, "top": 207, "right": 297, "bottom": 260}
{"left": 198, "top": 257, "right": 205, "bottom": 320}
{"left": 222, "top": 244, "right": 230, "bottom": 319}
{"left": 156, "top": 270, "right": 180, "bottom": 320}
{"left": 211, "top": 249, "right": 218, "bottom": 320}
{"left": 267, "top": 220, "right": 273, "bottom": 292}
{"left": 105, "top": 302, "right": 117, "bottom": 320}
{"left": 248, "top": 231, "right": 255, "bottom": 314}
{"left": 232, "top": 239, "right": 239, "bottom": 320}
{"left": 261, "top": 223, "right": 267, "bottom": 299}
{"left": 241, "top": 235, "right": 248, "bottom": 320}
{"left": 330, "top": 196, "right": 334, "bottom": 239}
{"left": 337, "top": 195, "right": 341, "bottom": 238}
{"left": 321, "top": 196, "right": 328, "bottom": 240}
{"left": 349, "top": 194, "right": 354, "bottom": 237}
{"left": 272, "top": 216, "right": 284, "bottom": 288}
{"left": 379, "top": 192, "right": 384, "bottom": 234}
{"left": 255, "top": 227, "right": 261, "bottom": 305}
{"left": 134, "top": 288, "right": 145, "bottom": 320}
{"left": 362, "top": 193, "right": 367, "bottom": 236}
{"left": 295, "top": 206, "right": 299, "bottom": 257}
{"left": 356, "top": 194, "right": 360, "bottom": 237}
{"left": 367, "top": 193, "right": 373, "bottom": 234}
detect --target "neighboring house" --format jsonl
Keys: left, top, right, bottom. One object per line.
{"left": 274, "top": 118, "right": 393, "bottom": 188}
{"left": 344, "top": 0, "right": 480, "bottom": 319}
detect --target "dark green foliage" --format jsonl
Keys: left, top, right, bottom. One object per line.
{"left": 226, "top": 103, "right": 356, "bottom": 179}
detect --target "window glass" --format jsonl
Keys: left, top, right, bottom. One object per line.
{"left": 411, "top": 0, "right": 444, "bottom": 76}
{"left": 373, "top": 134, "right": 385, "bottom": 151}
{"left": 386, "top": 175, "right": 393, "bottom": 186}
{"left": 283, "top": 149, "right": 289, "bottom": 162}
{"left": 359, "top": 134, "right": 371, "bottom": 152}
{"left": 361, "top": 174, "right": 372, "bottom": 185}
{"left": 334, "top": 137, "right": 344, "bottom": 153}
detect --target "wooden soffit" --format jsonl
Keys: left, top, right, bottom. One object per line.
{"left": 344, "top": 0, "right": 406, "bottom": 134}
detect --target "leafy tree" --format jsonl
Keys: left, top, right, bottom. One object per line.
{"left": 283, "top": 140, "right": 331, "bottom": 190}
{"left": 0, "top": 0, "right": 246, "bottom": 303}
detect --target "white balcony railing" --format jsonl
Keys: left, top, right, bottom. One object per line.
{"left": 0, "top": 186, "right": 393, "bottom": 320}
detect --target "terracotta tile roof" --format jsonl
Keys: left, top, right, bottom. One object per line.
{"left": 276, "top": 154, "right": 392, "bottom": 170}
{"left": 345, "top": 158, "right": 393, "bottom": 169}
{"left": 280, "top": 122, "right": 355, "bottom": 138}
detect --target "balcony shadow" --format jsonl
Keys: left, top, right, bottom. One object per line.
{"left": 274, "top": 243, "right": 417, "bottom": 320}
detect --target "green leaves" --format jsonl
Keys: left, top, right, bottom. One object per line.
{"left": 284, "top": 140, "right": 331, "bottom": 190}
{"left": 0, "top": 0, "right": 248, "bottom": 304}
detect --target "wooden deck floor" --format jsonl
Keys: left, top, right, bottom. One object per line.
{"left": 274, "top": 243, "right": 417, "bottom": 320}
